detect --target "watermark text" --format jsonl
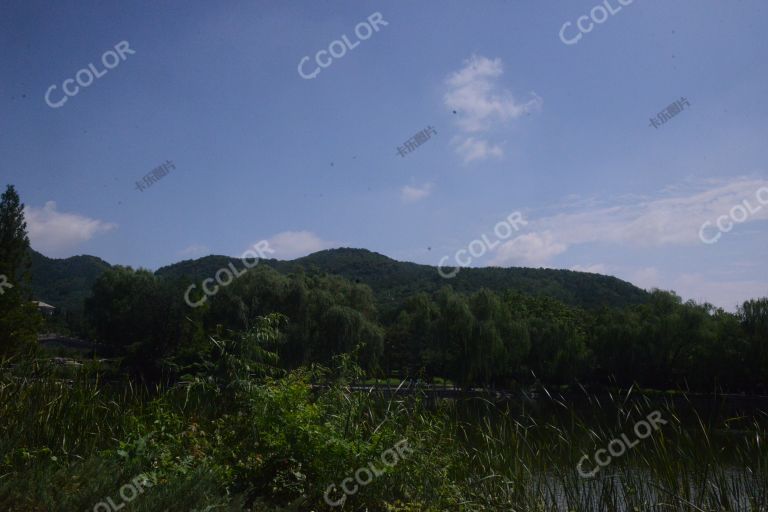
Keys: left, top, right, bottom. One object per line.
{"left": 560, "top": 0, "right": 635, "bottom": 46}
{"left": 324, "top": 439, "right": 414, "bottom": 507}
{"left": 0, "top": 274, "right": 13, "bottom": 295}
{"left": 397, "top": 126, "right": 437, "bottom": 158}
{"left": 135, "top": 160, "right": 175, "bottom": 192}
{"left": 699, "top": 186, "right": 768, "bottom": 244}
{"left": 438, "top": 212, "right": 527, "bottom": 279}
{"left": 92, "top": 472, "right": 155, "bottom": 511}
{"left": 576, "top": 410, "right": 666, "bottom": 478}
{"left": 184, "top": 241, "right": 274, "bottom": 308}
{"left": 299, "top": 12, "right": 388, "bottom": 80}
{"left": 45, "top": 40, "right": 135, "bottom": 109}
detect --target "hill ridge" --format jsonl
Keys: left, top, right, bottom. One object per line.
{"left": 30, "top": 247, "right": 649, "bottom": 311}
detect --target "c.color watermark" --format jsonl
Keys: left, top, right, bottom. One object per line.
{"left": 45, "top": 41, "right": 135, "bottom": 109}
{"left": 323, "top": 439, "right": 414, "bottom": 507}
{"left": 0, "top": 274, "right": 13, "bottom": 295}
{"left": 438, "top": 212, "right": 527, "bottom": 279}
{"left": 699, "top": 186, "right": 768, "bottom": 244}
{"left": 576, "top": 410, "right": 666, "bottom": 478}
{"left": 92, "top": 472, "right": 155, "bottom": 511}
{"left": 184, "top": 241, "right": 274, "bottom": 308}
{"left": 298, "top": 12, "right": 388, "bottom": 80}
{"left": 559, "top": 0, "right": 635, "bottom": 46}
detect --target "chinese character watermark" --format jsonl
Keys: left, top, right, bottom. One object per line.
{"left": 397, "top": 126, "right": 437, "bottom": 158}
{"left": 649, "top": 97, "right": 691, "bottom": 129}
{"left": 135, "top": 160, "right": 175, "bottom": 192}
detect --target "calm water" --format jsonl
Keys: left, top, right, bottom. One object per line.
{"left": 383, "top": 389, "right": 768, "bottom": 509}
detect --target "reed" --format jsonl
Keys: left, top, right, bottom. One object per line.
{"left": 0, "top": 358, "right": 765, "bottom": 511}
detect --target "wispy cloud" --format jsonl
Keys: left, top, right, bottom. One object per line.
{"left": 622, "top": 266, "right": 767, "bottom": 311}
{"left": 491, "top": 177, "right": 768, "bottom": 267}
{"left": 570, "top": 263, "right": 608, "bottom": 274}
{"left": 670, "top": 273, "right": 768, "bottom": 310}
{"left": 490, "top": 231, "right": 566, "bottom": 267}
{"left": 25, "top": 201, "right": 117, "bottom": 256}
{"left": 454, "top": 137, "right": 503, "bottom": 164}
{"left": 401, "top": 182, "right": 433, "bottom": 203}
{"left": 627, "top": 267, "right": 663, "bottom": 290}
{"left": 260, "top": 230, "right": 334, "bottom": 260}
{"left": 178, "top": 244, "right": 210, "bottom": 259}
{"left": 444, "top": 54, "right": 542, "bottom": 163}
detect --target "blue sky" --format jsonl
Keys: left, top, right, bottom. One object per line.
{"left": 1, "top": 0, "right": 767, "bottom": 310}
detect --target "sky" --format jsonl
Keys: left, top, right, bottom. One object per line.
{"left": 1, "top": 0, "right": 767, "bottom": 310}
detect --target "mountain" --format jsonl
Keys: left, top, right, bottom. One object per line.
{"left": 155, "top": 248, "right": 649, "bottom": 309}
{"left": 28, "top": 247, "right": 649, "bottom": 311}
{"left": 29, "top": 250, "right": 112, "bottom": 312}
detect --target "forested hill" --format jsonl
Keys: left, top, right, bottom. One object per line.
{"left": 29, "top": 247, "right": 648, "bottom": 311}
{"left": 154, "top": 248, "right": 649, "bottom": 309}
{"left": 29, "top": 250, "right": 112, "bottom": 311}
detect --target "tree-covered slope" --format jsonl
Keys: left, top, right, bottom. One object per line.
{"left": 29, "top": 249, "right": 112, "bottom": 311}
{"left": 155, "top": 248, "right": 649, "bottom": 309}
{"left": 28, "top": 246, "right": 649, "bottom": 312}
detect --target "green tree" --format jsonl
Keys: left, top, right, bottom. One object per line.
{"left": 739, "top": 297, "right": 768, "bottom": 390}
{"left": 85, "top": 266, "right": 198, "bottom": 377}
{"left": 0, "top": 185, "right": 41, "bottom": 355}
{"left": 524, "top": 296, "right": 589, "bottom": 384}
{"left": 433, "top": 287, "right": 475, "bottom": 387}
{"left": 395, "top": 293, "right": 437, "bottom": 377}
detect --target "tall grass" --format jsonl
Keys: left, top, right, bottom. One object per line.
{"left": 0, "top": 358, "right": 765, "bottom": 511}
{"left": 431, "top": 387, "right": 768, "bottom": 511}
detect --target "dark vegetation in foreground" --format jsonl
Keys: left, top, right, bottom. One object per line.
{"left": 2, "top": 327, "right": 767, "bottom": 511}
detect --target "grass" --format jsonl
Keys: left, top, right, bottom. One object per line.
{"left": 0, "top": 358, "right": 765, "bottom": 511}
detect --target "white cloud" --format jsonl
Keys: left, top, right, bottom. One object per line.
{"left": 178, "top": 244, "right": 210, "bottom": 259}
{"left": 445, "top": 55, "right": 543, "bottom": 133}
{"left": 618, "top": 267, "right": 767, "bottom": 311}
{"left": 490, "top": 231, "right": 567, "bottom": 267}
{"left": 401, "top": 183, "right": 433, "bottom": 203}
{"left": 261, "top": 231, "right": 333, "bottom": 260}
{"left": 444, "top": 54, "right": 542, "bottom": 163}
{"left": 627, "top": 267, "right": 663, "bottom": 291}
{"left": 454, "top": 137, "right": 503, "bottom": 164}
{"left": 469, "top": 177, "right": 768, "bottom": 308}
{"left": 496, "top": 178, "right": 768, "bottom": 267}
{"left": 25, "top": 201, "right": 116, "bottom": 255}
{"left": 670, "top": 273, "right": 768, "bottom": 311}
{"left": 484, "top": 177, "right": 768, "bottom": 270}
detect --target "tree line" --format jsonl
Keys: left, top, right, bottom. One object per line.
{"left": 1, "top": 184, "right": 766, "bottom": 393}
{"left": 80, "top": 262, "right": 767, "bottom": 393}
